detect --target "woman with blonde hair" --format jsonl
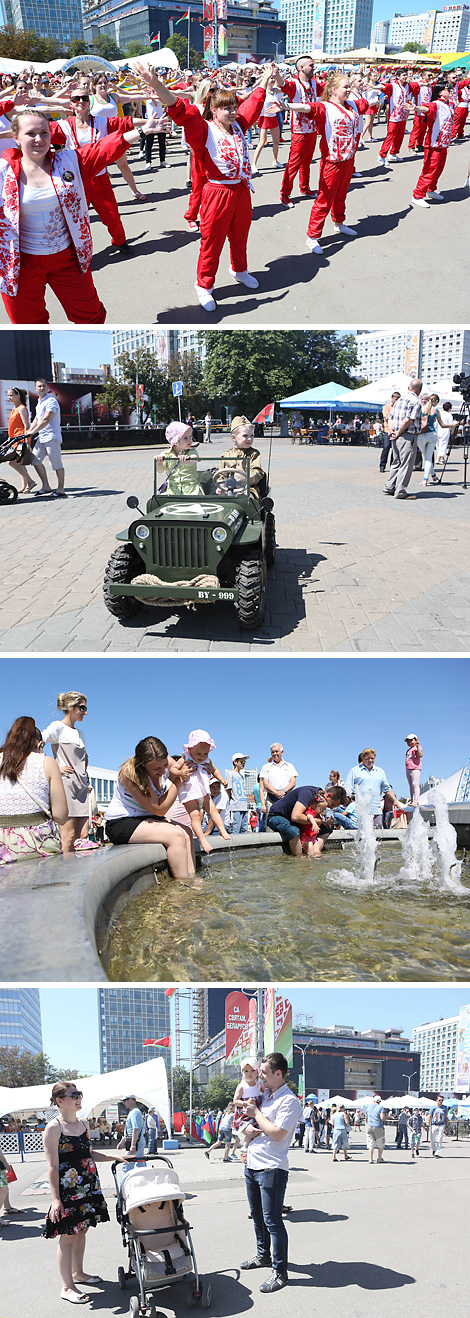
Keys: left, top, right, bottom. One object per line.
{"left": 0, "top": 715, "right": 67, "bottom": 864}
{"left": 43, "top": 1080, "right": 129, "bottom": 1302}
{"left": 288, "top": 73, "right": 370, "bottom": 255}
{"left": 105, "top": 735, "right": 196, "bottom": 880}
{"left": 42, "top": 692, "right": 96, "bottom": 854}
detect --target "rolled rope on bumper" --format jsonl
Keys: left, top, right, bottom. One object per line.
{"left": 131, "top": 572, "right": 220, "bottom": 605}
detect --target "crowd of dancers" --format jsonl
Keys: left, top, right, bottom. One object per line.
{"left": 0, "top": 55, "right": 469, "bottom": 318}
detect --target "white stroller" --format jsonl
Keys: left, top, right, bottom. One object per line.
{"left": 113, "top": 1154, "right": 212, "bottom": 1316}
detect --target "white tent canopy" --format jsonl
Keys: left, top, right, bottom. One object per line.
{"left": 420, "top": 768, "right": 466, "bottom": 804}
{"left": 344, "top": 372, "right": 463, "bottom": 409}
{"left": 127, "top": 51, "right": 179, "bottom": 73}
{"left": 0, "top": 1058, "right": 170, "bottom": 1136}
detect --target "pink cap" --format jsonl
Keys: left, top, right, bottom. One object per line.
{"left": 165, "top": 421, "right": 191, "bottom": 448}
{"left": 183, "top": 729, "right": 216, "bottom": 756}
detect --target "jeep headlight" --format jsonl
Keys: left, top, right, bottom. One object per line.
{"left": 212, "top": 527, "right": 227, "bottom": 543}
{"left": 135, "top": 525, "right": 150, "bottom": 540}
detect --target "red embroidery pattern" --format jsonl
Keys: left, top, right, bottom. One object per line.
{"left": 0, "top": 149, "right": 93, "bottom": 295}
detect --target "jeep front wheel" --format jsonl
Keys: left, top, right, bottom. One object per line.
{"left": 235, "top": 552, "right": 267, "bottom": 629}
{"left": 103, "top": 544, "right": 142, "bottom": 620}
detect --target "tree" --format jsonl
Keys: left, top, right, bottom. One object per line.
{"left": 124, "top": 41, "right": 151, "bottom": 58}
{"left": 171, "top": 1066, "right": 202, "bottom": 1112}
{"left": 99, "top": 346, "right": 209, "bottom": 424}
{"left": 165, "top": 34, "right": 201, "bottom": 68}
{"left": 201, "top": 330, "right": 361, "bottom": 418}
{"left": 94, "top": 377, "right": 132, "bottom": 419}
{"left": 202, "top": 1075, "right": 238, "bottom": 1111}
{"left": 68, "top": 40, "right": 90, "bottom": 57}
{"left": 92, "top": 33, "right": 122, "bottom": 60}
{"left": 0, "top": 24, "right": 64, "bottom": 61}
{"left": 0, "top": 1046, "right": 83, "bottom": 1088}
{"left": 402, "top": 42, "right": 426, "bottom": 53}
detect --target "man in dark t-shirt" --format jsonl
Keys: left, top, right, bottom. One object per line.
{"left": 267, "top": 785, "right": 328, "bottom": 856}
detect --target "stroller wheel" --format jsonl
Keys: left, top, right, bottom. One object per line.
{"left": 201, "top": 1283, "right": 213, "bottom": 1309}
{"left": 118, "top": 1267, "right": 127, "bottom": 1289}
{"left": 0, "top": 480, "right": 18, "bottom": 504}
{"left": 129, "top": 1296, "right": 140, "bottom": 1317}
{"left": 186, "top": 1283, "right": 199, "bottom": 1307}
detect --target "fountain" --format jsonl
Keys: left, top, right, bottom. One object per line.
{"left": 354, "top": 786, "right": 378, "bottom": 882}
{"left": 427, "top": 789, "right": 465, "bottom": 893}
{"left": 399, "top": 806, "right": 434, "bottom": 884}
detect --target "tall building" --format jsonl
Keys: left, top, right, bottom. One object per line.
{"left": 355, "top": 328, "right": 470, "bottom": 385}
{"left": 8, "top": 0, "right": 84, "bottom": 44}
{"left": 2, "top": 331, "right": 52, "bottom": 382}
{"left": 84, "top": 0, "right": 286, "bottom": 63}
{"left": 111, "top": 329, "right": 205, "bottom": 379}
{"left": 52, "top": 364, "right": 111, "bottom": 385}
{"left": 98, "top": 988, "right": 171, "bottom": 1074}
{"left": 432, "top": 4, "right": 469, "bottom": 51}
{"left": 412, "top": 1013, "right": 461, "bottom": 1092}
{"left": 389, "top": 11, "right": 436, "bottom": 49}
{"left": 0, "top": 989, "right": 42, "bottom": 1056}
{"left": 281, "top": 0, "right": 373, "bottom": 57}
{"left": 373, "top": 18, "right": 390, "bottom": 42}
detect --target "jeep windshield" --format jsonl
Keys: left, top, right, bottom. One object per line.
{"left": 153, "top": 453, "right": 250, "bottom": 500}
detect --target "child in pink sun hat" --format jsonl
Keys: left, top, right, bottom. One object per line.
{"left": 171, "top": 730, "right": 230, "bottom": 854}
{"left": 157, "top": 422, "right": 204, "bottom": 496}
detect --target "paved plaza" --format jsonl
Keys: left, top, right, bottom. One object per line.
{"left": 0, "top": 123, "right": 467, "bottom": 325}
{"left": 2, "top": 1135, "right": 468, "bottom": 1318}
{"left": 1, "top": 438, "right": 470, "bottom": 653}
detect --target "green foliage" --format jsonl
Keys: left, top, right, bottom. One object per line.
{"left": 124, "top": 41, "right": 151, "bottom": 58}
{"left": 94, "top": 377, "right": 131, "bottom": 417}
{"left": 171, "top": 1066, "right": 202, "bottom": 1111}
{"left": 92, "top": 33, "right": 122, "bottom": 60}
{"left": 0, "top": 1046, "right": 83, "bottom": 1088}
{"left": 68, "top": 40, "right": 90, "bottom": 57}
{"left": 0, "top": 24, "right": 64, "bottom": 60}
{"left": 201, "top": 331, "right": 360, "bottom": 417}
{"left": 164, "top": 33, "right": 201, "bottom": 68}
{"left": 402, "top": 42, "right": 426, "bottom": 53}
{"left": 99, "top": 347, "right": 208, "bottom": 423}
{"left": 202, "top": 1074, "right": 238, "bottom": 1110}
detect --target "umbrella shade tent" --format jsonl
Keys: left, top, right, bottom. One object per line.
{"left": 442, "top": 52, "right": 470, "bottom": 71}
{"left": 341, "top": 373, "right": 463, "bottom": 410}
{"left": 328, "top": 1095, "right": 355, "bottom": 1107}
{"left": 0, "top": 1058, "right": 171, "bottom": 1136}
{"left": 279, "top": 382, "right": 356, "bottom": 411}
{"left": 127, "top": 51, "right": 179, "bottom": 74}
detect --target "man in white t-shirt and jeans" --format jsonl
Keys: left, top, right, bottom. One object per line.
{"left": 25, "top": 378, "right": 67, "bottom": 497}
{"left": 260, "top": 744, "right": 298, "bottom": 812}
{"left": 241, "top": 1052, "right": 302, "bottom": 1293}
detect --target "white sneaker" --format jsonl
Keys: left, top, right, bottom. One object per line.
{"left": 352, "top": 171, "right": 362, "bottom": 177}
{"left": 333, "top": 223, "right": 357, "bottom": 236}
{"left": 274, "top": 160, "right": 283, "bottom": 168}
{"left": 195, "top": 283, "right": 216, "bottom": 311}
{"left": 251, "top": 165, "right": 259, "bottom": 175}
{"left": 377, "top": 154, "right": 386, "bottom": 164}
{"left": 411, "top": 196, "right": 430, "bottom": 208}
{"left": 306, "top": 237, "right": 322, "bottom": 254}
{"left": 230, "top": 269, "right": 259, "bottom": 288}
{"left": 144, "top": 162, "right": 152, "bottom": 172}
{"left": 160, "top": 162, "right": 168, "bottom": 168}
{"left": 426, "top": 190, "right": 443, "bottom": 200}
{"left": 388, "top": 154, "right": 402, "bottom": 162}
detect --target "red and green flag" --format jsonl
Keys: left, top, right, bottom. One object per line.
{"left": 165, "top": 987, "right": 177, "bottom": 998}
{"left": 175, "top": 8, "right": 190, "bottom": 23}
{"left": 143, "top": 1036, "right": 171, "bottom": 1047}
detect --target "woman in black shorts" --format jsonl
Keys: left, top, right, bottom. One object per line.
{"left": 105, "top": 735, "right": 195, "bottom": 879}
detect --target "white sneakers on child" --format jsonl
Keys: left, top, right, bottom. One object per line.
{"left": 306, "top": 237, "right": 322, "bottom": 254}
{"left": 333, "top": 223, "right": 357, "bottom": 236}
{"left": 195, "top": 284, "right": 216, "bottom": 311}
{"left": 230, "top": 269, "right": 259, "bottom": 288}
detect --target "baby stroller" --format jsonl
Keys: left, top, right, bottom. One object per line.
{"left": 113, "top": 1154, "right": 212, "bottom": 1316}
{"left": 0, "top": 435, "right": 19, "bottom": 503}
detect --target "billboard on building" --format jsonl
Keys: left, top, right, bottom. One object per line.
{"left": 422, "top": 10, "right": 436, "bottom": 50}
{"left": 404, "top": 330, "right": 420, "bottom": 377}
{"left": 456, "top": 1004, "right": 470, "bottom": 1090}
{"left": 313, "top": 0, "right": 326, "bottom": 52}
{"left": 225, "top": 991, "right": 250, "bottom": 1064}
{"left": 154, "top": 333, "right": 168, "bottom": 368}
{"left": 0, "top": 380, "right": 115, "bottom": 429}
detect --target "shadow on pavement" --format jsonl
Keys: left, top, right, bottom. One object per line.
{"left": 286, "top": 1208, "right": 348, "bottom": 1224}
{"left": 354, "top": 207, "right": 411, "bottom": 238}
{"left": 120, "top": 1271, "right": 254, "bottom": 1316}
{"left": 289, "top": 1259, "right": 415, "bottom": 1289}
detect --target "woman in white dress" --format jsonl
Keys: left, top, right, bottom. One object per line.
{"left": 43, "top": 691, "right": 95, "bottom": 854}
{"left": 0, "top": 716, "right": 67, "bottom": 863}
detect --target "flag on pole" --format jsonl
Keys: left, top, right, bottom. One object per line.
{"left": 175, "top": 8, "right": 190, "bottom": 23}
{"left": 253, "top": 403, "right": 274, "bottom": 423}
{"left": 150, "top": 32, "right": 160, "bottom": 44}
{"left": 143, "top": 1036, "right": 171, "bottom": 1047}
{"left": 165, "top": 987, "right": 177, "bottom": 997}
{"left": 218, "top": 25, "right": 228, "bottom": 56}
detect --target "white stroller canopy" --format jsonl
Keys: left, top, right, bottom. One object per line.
{"left": 122, "top": 1166, "right": 186, "bottom": 1214}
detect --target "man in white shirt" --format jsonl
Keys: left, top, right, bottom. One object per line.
{"left": 25, "top": 378, "right": 67, "bottom": 497}
{"left": 260, "top": 745, "right": 298, "bottom": 811}
{"left": 241, "top": 1052, "right": 302, "bottom": 1293}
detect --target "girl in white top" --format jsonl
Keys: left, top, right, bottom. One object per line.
{"left": 172, "top": 729, "right": 230, "bottom": 855}
{"left": 90, "top": 71, "right": 143, "bottom": 200}
{"left": 105, "top": 735, "right": 196, "bottom": 880}
{"left": 0, "top": 715, "right": 67, "bottom": 864}
{"left": 232, "top": 1059, "right": 264, "bottom": 1149}
{"left": 43, "top": 690, "right": 95, "bottom": 855}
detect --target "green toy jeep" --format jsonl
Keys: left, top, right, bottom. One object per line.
{"left": 103, "top": 453, "right": 276, "bottom": 629}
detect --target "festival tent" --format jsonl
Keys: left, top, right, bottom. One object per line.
{"left": 442, "top": 53, "right": 470, "bottom": 71}
{"left": 0, "top": 1058, "right": 171, "bottom": 1136}
{"left": 126, "top": 51, "right": 179, "bottom": 73}
{"left": 279, "top": 382, "right": 357, "bottom": 411}
{"left": 342, "top": 373, "right": 463, "bottom": 409}
{"left": 419, "top": 768, "right": 467, "bottom": 804}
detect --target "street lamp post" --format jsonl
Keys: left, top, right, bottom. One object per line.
{"left": 403, "top": 1071, "right": 418, "bottom": 1093}
{"left": 293, "top": 1039, "right": 314, "bottom": 1102}
{"left": 272, "top": 42, "right": 283, "bottom": 61}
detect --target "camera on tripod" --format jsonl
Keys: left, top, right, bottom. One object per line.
{"left": 453, "top": 372, "right": 470, "bottom": 401}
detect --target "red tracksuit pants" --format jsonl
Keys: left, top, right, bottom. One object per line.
{"left": 1, "top": 248, "right": 106, "bottom": 324}
{"left": 88, "top": 171, "right": 126, "bottom": 246}
{"left": 281, "top": 131, "right": 317, "bottom": 200}
{"left": 196, "top": 181, "right": 252, "bottom": 290}
{"left": 413, "top": 146, "right": 447, "bottom": 199}
{"left": 380, "top": 118, "right": 407, "bottom": 158}
{"left": 451, "top": 105, "right": 468, "bottom": 139}
{"left": 307, "top": 156, "right": 355, "bottom": 239}
{"left": 408, "top": 112, "right": 427, "bottom": 149}
{"left": 185, "top": 151, "right": 206, "bottom": 222}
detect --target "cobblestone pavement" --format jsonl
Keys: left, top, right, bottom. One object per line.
{"left": 0, "top": 123, "right": 467, "bottom": 324}
{"left": 1, "top": 439, "right": 469, "bottom": 653}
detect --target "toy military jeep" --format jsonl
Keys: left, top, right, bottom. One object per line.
{"left": 103, "top": 454, "right": 276, "bottom": 629}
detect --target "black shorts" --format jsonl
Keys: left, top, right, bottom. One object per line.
{"left": 105, "top": 815, "right": 157, "bottom": 845}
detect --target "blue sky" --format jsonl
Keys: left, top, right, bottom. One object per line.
{"left": 50, "top": 331, "right": 112, "bottom": 371}
{"left": 1, "top": 657, "right": 468, "bottom": 797}
{"left": 39, "top": 985, "right": 468, "bottom": 1075}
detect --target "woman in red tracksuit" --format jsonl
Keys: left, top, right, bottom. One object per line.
{"left": 411, "top": 84, "right": 454, "bottom": 208}
{"left": 289, "top": 75, "right": 369, "bottom": 255}
{"left": 49, "top": 84, "right": 146, "bottom": 252}
{"left": 0, "top": 107, "right": 156, "bottom": 323}
{"left": 131, "top": 58, "right": 275, "bottom": 312}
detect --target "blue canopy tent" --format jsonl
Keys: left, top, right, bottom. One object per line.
{"left": 279, "top": 382, "right": 382, "bottom": 415}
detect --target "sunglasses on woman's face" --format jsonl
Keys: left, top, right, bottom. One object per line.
{"left": 72, "top": 95, "right": 90, "bottom": 103}
{"left": 67, "top": 1091, "right": 83, "bottom": 1100}
{"left": 74, "top": 704, "right": 87, "bottom": 711}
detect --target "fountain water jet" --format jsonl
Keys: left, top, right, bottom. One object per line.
{"left": 400, "top": 806, "right": 433, "bottom": 883}
{"left": 354, "top": 785, "right": 378, "bottom": 882}
{"left": 427, "top": 790, "right": 465, "bottom": 892}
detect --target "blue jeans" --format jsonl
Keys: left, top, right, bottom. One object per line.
{"left": 231, "top": 812, "right": 249, "bottom": 834}
{"left": 257, "top": 810, "right": 267, "bottom": 833}
{"left": 147, "top": 1128, "right": 157, "bottom": 1154}
{"left": 244, "top": 1165, "right": 289, "bottom": 1275}
{"left": 397, "top": 1128, "right": 409, "bottom": 1149}
{"left": 332, "top": 810, "right": 357, "bottom": 830}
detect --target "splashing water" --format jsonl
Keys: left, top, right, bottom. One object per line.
{"left": 400, "top": 806, "right": 434, "bottom": 883}
{"left": 354, "top": 785, "right": 378, "bottom": 882}
{"left": 427, "top": 790, "right": 465, "bottom": 892}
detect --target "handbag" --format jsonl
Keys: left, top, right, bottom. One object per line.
{"left": 6, "top": 1165, "right": 17, "bottom": 1183}
{"left": 16, "top": 772, "right": 62, "bottom": 854}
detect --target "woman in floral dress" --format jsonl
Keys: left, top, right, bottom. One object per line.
{"left": 43, "top": 1081, "right": 129, "bottom": 1303}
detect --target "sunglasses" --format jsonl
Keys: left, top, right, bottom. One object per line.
{"left": 74, "top": 704, "right": 87, "bottom": 711}
{"left": 72, "top": 95, "right": 90, "bottom": 103}
{"left": 67, "top": 1090, "right": 83, "bottom": 1100}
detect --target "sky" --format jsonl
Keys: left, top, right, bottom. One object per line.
{"left": 50, "top": 331, "right": 112, "bottom": 371}
{"left": 1, "top": 656, "right": 468, "bottom": 798}
{"left": 39, "top": 986, "right": 469, "bottom": 1075}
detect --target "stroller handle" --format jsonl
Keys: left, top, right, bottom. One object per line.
{"left": 111, "top": 1152, "right": 174, "bottom": 1174}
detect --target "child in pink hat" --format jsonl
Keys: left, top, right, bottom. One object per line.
{"left": 172, "top": 731, "right": 230, "bottom": 854}
{"left": 157, "top": 422, "right": 204, "bottom": 496}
